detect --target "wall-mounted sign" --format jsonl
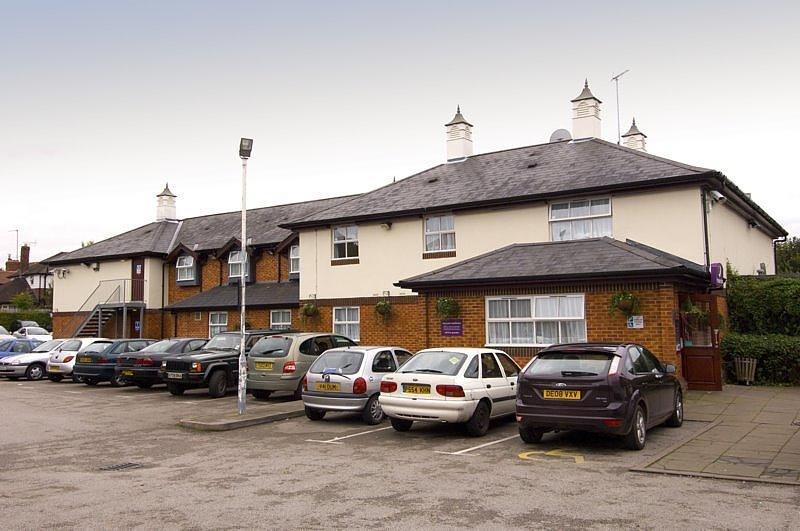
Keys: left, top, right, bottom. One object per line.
{"left": 626, "top": 316, "right": 644, "bottom": 329}
{"left": 441, "top": 319, "right": 463, "bottom": 337}
{"left": 709, "top": 262, "right": 724, "bottom": 288}
{"left": 134, "top": 321, "right": 141, "bottom": 332}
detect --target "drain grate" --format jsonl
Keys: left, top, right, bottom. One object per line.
{"left": 98, "top": 462, "right": 143, "bottom": 472}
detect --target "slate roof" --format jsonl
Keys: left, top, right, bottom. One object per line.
{"left": 283, "top": 138, "right": 786, "bottom": 238}
{"left": 0, "top": 278, "right": 33, "bottom": 304}
{"left": 165, "top": 281, "right": 299, "bottom": 310}
{"left": 46, "top": 195, "right": 356, "bottom": 265}
{"left": 396, "top": 238, "right": 709, "bottom": 289}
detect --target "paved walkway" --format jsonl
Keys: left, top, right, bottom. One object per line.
{"left": 636, "top": 385, "right": 800, "bottom": 484}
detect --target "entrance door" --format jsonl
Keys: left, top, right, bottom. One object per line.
{"left": 131, "top": 258, "right": 145, "bottom": 302}
{"left": 680, "top": 294, "right": 722, "bottom": 391}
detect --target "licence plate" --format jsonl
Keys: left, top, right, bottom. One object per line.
{"left": 167, "top": 372, "right": 183, "bottom": 379}
{"left": 78, "top": 357, "right": 92, "bottom": 363}
{"left": 403, "top": 384, "right": 431, "bottom": 395}
{"left": 121, "top": 370, "right": 134, "bottom": 376}
{"left": 543, "top": 389, "right": 581, "bottom": 400}
{"left": 254, "top": 361, "right": 273, "bottom": 371}
{"left": 49, "top": 366, "right": 60, "bottom": 372}
{"left": 315, "top": 382, "right": 340, "bottom": 392}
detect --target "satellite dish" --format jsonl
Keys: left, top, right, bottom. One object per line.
{"left": 549, "top": 129, "right": 571, "bottom": 142}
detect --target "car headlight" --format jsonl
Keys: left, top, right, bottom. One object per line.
{"left": 161, "top": 361, "right": 167, "bottom": 369}
{"left": 10, "top": 360, "right": 21, "bottom": 365}
{"left": 190, "top": 362, "right": 203, "bottom": 372}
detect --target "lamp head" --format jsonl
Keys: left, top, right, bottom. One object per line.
{"left": 239, "top": 138, "right": 253, "bottom": 159}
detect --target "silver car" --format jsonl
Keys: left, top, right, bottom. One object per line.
{"left": 0, "top": 339, "right": 64, "bottom": 380}
{"left": 47, "top": 338, "right": 111, "bottom": 382}
{"left": 302, "top": 346, "right": 414, "bottom": 425}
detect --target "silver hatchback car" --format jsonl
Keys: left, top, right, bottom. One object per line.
{"left": 302, "top": 346, "right": 414, "bottom": 425}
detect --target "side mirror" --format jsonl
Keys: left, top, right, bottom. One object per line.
{"left": 665, "top": 364, "right": 676, "bottom": 374}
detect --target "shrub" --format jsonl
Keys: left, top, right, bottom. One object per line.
{"left": 726, "top": 274, "right": 800, "bottom": 335}
{"left": 436, "top": 297, "right": 460, "bottom": 318}
{"left": 375, "top": 300, "right": 392, "bottom": 319}
{"left": 608, "top": 291, "right": 641, "bottom": 318}
{"left": 0, "top": 311, "right": 53, "bottom": 332}
{"left": 720, "top": 333, "right": 800, "bottom": 385}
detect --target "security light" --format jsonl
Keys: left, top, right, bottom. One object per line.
{"left": 239, "top": 138, "right": 253, "bottom": 159}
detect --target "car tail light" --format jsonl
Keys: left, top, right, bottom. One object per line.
{"left": 135, "top": 358, "right": 155, "bottom": 366}
{"left": 380, "top": 381, "right": 397, "bottom": 393}
{"left": 603, "top": 418, "right": 623, "bottom": 428}
{"left": 96, "top": 357, "right": 107, "bottom": 364}
{"left": 352, "top": 377, "right": 367, "bottom": 395}
{"left": 63, "top": 356, "right": 74, "bottom": 363}
{"left": 283, "top": 361, "right": 296, "bottom": 374}
{"left": 302, "top": 375, "right": 307, "bottom": 391}
{"left": 436, "top": 384, "right": 465, "bottom": 397}
{"left": 607, "top": 356, "right": 620, "bottom": 376}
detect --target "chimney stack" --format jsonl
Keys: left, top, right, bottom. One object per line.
{"left": 5, "top": 254, "right": 20, "bottom": 272}
{"left": 20, "top": 245, "right": 30, "bottom": 273}
{"left": 622, "top": 118, "right": 647, "bottom": 151}
{"left": 445, "top": 106, "right": 473, "bottom": 161}
{"left": 156, "top": 183, "right": 177, "bottom": 221}
{"left": 571, "top": 79, "right": 602, "bottom": 139}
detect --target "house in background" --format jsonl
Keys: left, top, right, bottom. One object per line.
{"left": 0, "top": 252, "right": 38, "bottom": 312}
{"left": 9, "top": 245, "right": 56, "bottom": 308}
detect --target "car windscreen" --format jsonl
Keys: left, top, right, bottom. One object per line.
{"left": 526, "top": 351, "right": 615, "bottom": 377}
{"left": 205, "top": 334, "right": 240, "bottom": 350}
{"left": 0, "top": 340, "right": 12, "bottom": 351}
{"left": 81, "top": 342, "right": 112, "bottom": 354}
{"left": 0, "top": 325, "right": 9, "bottom": 335}
{"left": 249, "top": 336, "right": 293, "bottom": 358}
{"left": 309, "top": 350, "right": 364, "bottom": 375}
{"left": 33, "top": 340, "right": 63, "bottom": 352}
{"left": 399, "top": 351, "right": 467, "bottom": 376}
{"left": 28, "top": 327, "right": 48, "bottom": 335}
{"left": 140, "top": 340, "right": 179, "bottom": 353}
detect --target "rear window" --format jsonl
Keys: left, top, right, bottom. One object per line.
{"left": 399, "top": 351, "right": 467, "bottom": 376}
{"left": 250, "top": 336, "right": 293, "bottom": 358}
{"left": 527, "top": 350, "right": 615, "bottom": 377}
{"left": 28, "top": 327, "right": 48, "bottom": 335}
{"left": 309, "top": 350, "right": 364, "bottom": 375}
{"left": 82, "top": 342, "right": 112, "bottom": 354}
{"left": 140, "top": 340, "right": 179, "bottom": 352}
{"left": 206, "top": 334, "right": 241, "bottom": 350}
{"left": 33, "top": 340, "right": 63, "bottom": 352}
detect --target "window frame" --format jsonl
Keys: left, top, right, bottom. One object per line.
{"left": 549, "top": 197, "right": 612, "bottom": 242}
{"left": 485, "top": 294, "right": 587, "bottom": 348}
{"left": 209, "top": 311, "right": 228, "bottom": 338}
{"left": 332, "top": 225, "right": 359, "bottom": 260}
{"left": 176, "top": 255, "right": 195, "bottom": 282}
{"left": 289, "top": 245, "right": 300, "bottom": 274}
{"left": 270, "top": 309, "right": 292, "bottom": 330}
{"left": 228, "top": 250, "right": 247, "bottom": 280}
{"left": 332, "top": 306, "right": 360, "bottom": 342}
{"left": 424, "top": 214, "right": 456, "bottom": 252}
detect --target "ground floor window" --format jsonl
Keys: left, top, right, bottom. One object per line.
{"left": 333, "top": 306, "right": 360, "bottom": 342}
{"left": 209, "top": 311, "right": 228, "bottom": 337}
{"left": 270, "top": 309, "right": 292, "bottom": 330}
{"left": 485, "top": 294, "right": 586, "bottom": 347}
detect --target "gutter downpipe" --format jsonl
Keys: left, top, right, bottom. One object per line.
{"left": 701, "top": 189, "right": 711, "bottom": 271}
{"left": 773, "top": 236, "right": 787, "bottom": 275}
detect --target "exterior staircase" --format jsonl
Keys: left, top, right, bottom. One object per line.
{"left": 74, "top": 305, "right": 115, "bottom": 337}
{"left": 71, "top": 278, "right": 148, "bottom": 338}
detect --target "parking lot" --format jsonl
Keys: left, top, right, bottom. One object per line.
{"left": 1, "top": 379, "right": 798, "bottom": 530}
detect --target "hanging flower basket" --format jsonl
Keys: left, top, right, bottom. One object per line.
{"left": 301, "top": 303, "right": 319, "bottom": 318}
{"left": 609, "top": 292, "right": 641, "bottom": 318}
{"left": 375, "top": 300, "right": 392, "bottom": 320}
{"left": 436, "top": 297, "right": 460, "bottom": 318}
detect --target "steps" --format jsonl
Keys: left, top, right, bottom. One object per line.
{"left": 74, "top": 307, "right": 114, "bottom": 337}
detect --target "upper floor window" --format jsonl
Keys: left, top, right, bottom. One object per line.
{"left": 425, "top": 214, "right": 456, "bottom": 252}
{"left": 228, "top": 250, "right": 246, "bottom": 279}
{"left": 550, "top": 198, "right": 612, "bottom": 241}
{"left": 332, "top": 226, "right": 358, "bottom": 259}
{"left": 176, "top": 255, "right": 194, "bottom": 281}
{"left": 289, "top": 245, "right": 300, "bottom": 274}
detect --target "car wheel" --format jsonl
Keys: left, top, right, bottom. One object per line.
{"left": 136, "top": 382, "right": 153, "bottom": 389}
{"left": 465, "top": 401, "right": 491, "bottom": 437}
{"left": 518, "top": 425, "right": 544, "bottom": 443}
{"left": 390, "top": 417, "right": 413, "bottom": 432}
{"left": 72, "top": 374, "right": 84, "bottom": 384}
{"left": 665, "top": 389, "right": 684, "bottom": 428}
{"left": 84, "top": 378, "right": 98, "bottom": 386}
{"left": 305, "top": 407, "right": 326, "bottom": 421}
{"left": 109, "top": 374, "right": 127, "bottom": 388}
{"left": 361, "top": 394, "right": 384, "bottom": 425}
{"left": 167, "top": 382, "right": 185, "bottom": 396}
{"left": 26, "top": 364, "right": 46, "bottom": 381}
{"left": 292, "top": 380, "right": 303, "bottom": 401}
{"left": 208, "top": 370, "right": 227, "bottom": 398}
{"left": 48, "top": 374, "right": 64, "bottom": 382}
{"left": 251, "top": 389, "right": 272, "bottom": 400}
{"left": 624, "top": 405, "right": 647, "bottom": 450}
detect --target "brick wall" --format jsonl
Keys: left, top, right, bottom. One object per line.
{"left": 171, "top": 306, "right": 300, "bottom": 338}
{"left": 53, "top": 312, "right": 89, "bottom": 338}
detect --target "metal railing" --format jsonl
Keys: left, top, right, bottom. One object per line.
{"left": 77, "top": 279, "right": 148, "bottom": 313}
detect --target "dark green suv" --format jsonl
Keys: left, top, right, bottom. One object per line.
{"left": 159, "top": 329, "right": 284, "bottom": 398}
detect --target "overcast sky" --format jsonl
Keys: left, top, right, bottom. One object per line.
{"left": 1, "top": 0, "right": 798, "bottom": 263}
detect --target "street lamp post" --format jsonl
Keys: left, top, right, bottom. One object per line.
{"left": 238, "top": 137, "right": 253, "bottom": 415}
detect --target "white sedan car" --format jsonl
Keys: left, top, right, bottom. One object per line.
{"left": 47, "top": 338, "right": 110, "bottom": 382}
{"left": 0, "top": 339, "right": 64, "bottom": 380}
{"left": 379, "top": 347, "right": 521, "bottom": 437}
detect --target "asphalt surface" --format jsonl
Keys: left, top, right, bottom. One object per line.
{"left": 1, "top": 379, "right": 799, "bottom": 530}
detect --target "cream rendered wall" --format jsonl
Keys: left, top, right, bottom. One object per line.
{"left": 144, "top": 257, "right": 166, "bottom": 309}
{"left": 613, "top": 186, "right": 706, "bottom": 265}
{"left": 707, "top": 201, "right": 775, "bottom": 274}
{"left": 52, "top": 259, "right": 132, "bottom": 312}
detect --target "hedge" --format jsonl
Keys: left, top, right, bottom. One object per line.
{"left": 726, "top": 275, "right": 800, "bottom": 335}
{"left": 721, "top": 333, "right": 800, "bottom": 385}
{"left": 0, "top": 311, "right": 53, "bottom": 332}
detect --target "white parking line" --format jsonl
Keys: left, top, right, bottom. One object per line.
{"left": 434, "top": 434, "right": 519, "bottom": 456}
{"left": 64, "top": 391, "right": 82, "bottom": 394}
{"left": 307, "top": 426, "right": 393, "bottom": 445}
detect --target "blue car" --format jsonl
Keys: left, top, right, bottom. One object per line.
{"left": 0, "top": 339, "right": 44, "bottom": 359}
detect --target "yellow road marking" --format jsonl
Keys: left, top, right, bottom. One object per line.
{"left": 519, "top": 448, "right": 585, "bottom": 464}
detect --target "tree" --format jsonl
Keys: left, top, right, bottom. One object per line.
{"left": 11, "top": 292, "right": 35, "bottom": 311}
{"left": 776, "top": 236, "right": 800, "bottom": 274}
{"left": 81, "top": 240, "right": 95, "bottom": 248}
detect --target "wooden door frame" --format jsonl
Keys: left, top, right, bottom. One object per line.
{"left": 679, "top": 293, "right": 723, "bottom": 391}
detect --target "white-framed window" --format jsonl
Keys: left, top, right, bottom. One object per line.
{"left": 486, "top": 295, "right": 586, "bottom": 347}
{"left": 550, "top": 198, "right": 612, "bottom": 241}
{"left": 193, "top": 311, "right": 202, "bottom": 321}
{"left": 209, "top": 311, "right": 228, "bottom": 337}
{"left": 270, "top": 309, "right": 292, "bottom": 330}
{"left": 176, "top": 255, "right": 194, "bottom": 281}
{"left": 333, "top": 306, "right": 360, "bottom": 342}
{"left": 332, "top": 226, "right": 359, "bottom": 259}
{"left": 289, "top": 245, "right": 300, "bottom": 274}
{"left": 424, "top": 214, "right": 456, "bottom": 252}
{"left": 228, "top": 250, "right": 246, "bottom": 279}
